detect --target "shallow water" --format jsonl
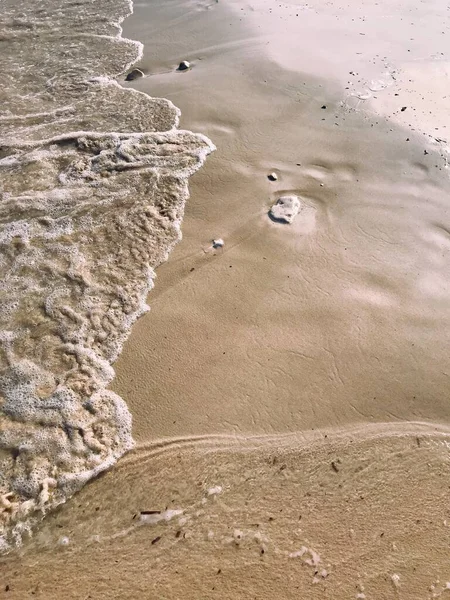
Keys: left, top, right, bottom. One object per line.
{"left": 0, "top": 0, "right": 213, "bottom": 550}
{"left": 3, "top": 423, "right": 450, "bottom": 599}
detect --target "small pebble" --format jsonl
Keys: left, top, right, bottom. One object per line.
{"left": 212, "top": 238, "right": 224, "bottom": 248}
{"left": 178, "top": 60, "right": 191, "bottom": 71}
{"left": 268, "top": 172, "right": 278, "bottom": 181}
{"left": 58, "top": 536, "right": 70, "bottom": 546}
{"left": 233, "top": 529, "right": 243, "bottom": 544}
{"left": 125, "top": 68, "right": 144, "bottom": 81}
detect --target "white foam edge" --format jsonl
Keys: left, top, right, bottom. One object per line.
{"left": 0, "top": 430, "right": 135, "bottom": 552}
{"left": 0, "top": 0, "right": 215, "bottom": 552}
{"left": 85, "top": 77, "right": 183, "bottom": 133}
{"left": 0, "top": 0, "right": 217, "bottom": 154}
{"left": 0, "top": 106, "right": 76, "bottom": 122}
{"left": 85, "top": 0, "right": 182, "bottom": 133}
{"left": 2, "top": 128, "right": 215, "bottom": 155}
{"left": 0, "top": 129, "right": 216, "bottom": 181}
{"left": 116, "top": 0, "right": 144, "bottom": 68}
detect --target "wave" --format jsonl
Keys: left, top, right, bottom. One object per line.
{"left": 0, "top": 0, "right": 214, "bottom": 551}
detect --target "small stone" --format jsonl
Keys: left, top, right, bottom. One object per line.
{"left": 178, "top": 61, "right": 191, "bottom": 71}
{"left": 268, "top": 172, "right": 278, "bottom": 181}
{"left": 401, "top": 106, "right": 407, "bottom": 112}
{"left": 269, "top": 195, "right": 301, "bottom": 224}
{"left": 233, "top": 529, "right": 243, "bottom": 544}
{"left": 58, "top": 536, "right": 70, "bottom": 546}
{"left": 321, "top": 105, "right": 327, "bottom": 109}
{"left": 212, "top": 238, "right": 224, "bottom": 248}
{"left": 125, "top": 68, "right": 144, "bottom": 81}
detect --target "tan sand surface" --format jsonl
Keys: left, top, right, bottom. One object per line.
{"left": 112, "top": 0, "right": 450, "bottom": 440}
{"left": 2, "top": 423, "right": 450, "bottom": 598}
{"left": 2, "top": 0, "right": 450, "bottom": 597}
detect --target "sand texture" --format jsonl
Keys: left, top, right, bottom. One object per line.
{"left": 1, "top": 0, "right": 450, "bottom": 597}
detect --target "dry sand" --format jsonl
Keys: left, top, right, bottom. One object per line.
{"left": 2, "top": 0, "right": 450, "bottom": 597}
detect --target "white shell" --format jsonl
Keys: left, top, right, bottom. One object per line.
{"left": 269, "top": 195, "right": 300, "bottom": 224}
{"left": 58, "top": 536, "right": 70, "bottom": 546}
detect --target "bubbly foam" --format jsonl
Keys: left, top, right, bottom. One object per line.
{"left": 0, "top": 0, "right": 214, "bottom": 550}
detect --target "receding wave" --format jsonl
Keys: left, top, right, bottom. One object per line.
{"left": 0, "top": 0, "right": 214, "bottom": 551}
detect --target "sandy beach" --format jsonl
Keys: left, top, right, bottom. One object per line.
{"left": 2, "top": 0, "right": 450, "bottom": 597}
{"left": 114, "top": 0, "right": 450, "bottom": 442}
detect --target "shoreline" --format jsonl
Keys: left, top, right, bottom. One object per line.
{"left": 0, "top": 0, "right": 214, "bottom": 551}
{"left": 3, "top": 421, "right": 450, "bottom": 598}
{"left": 2, "top": 0, "right": 450, "bottom": 596}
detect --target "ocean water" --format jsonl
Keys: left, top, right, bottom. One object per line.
{"left": 0, "top": 0, "right": 214, "bottom": 551}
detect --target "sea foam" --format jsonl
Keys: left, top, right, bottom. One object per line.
{"left": 0, "top": 0, "right": 214, "bottom": 551}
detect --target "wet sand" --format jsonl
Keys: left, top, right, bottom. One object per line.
{"left": 2, "top": 424, "right": 450, "bottom": 598}
{"left": 113, "top": 0, "right": 450, "bottom": 442}
{"left": 2, "top": 0, "right": 450, "bottom": 597}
